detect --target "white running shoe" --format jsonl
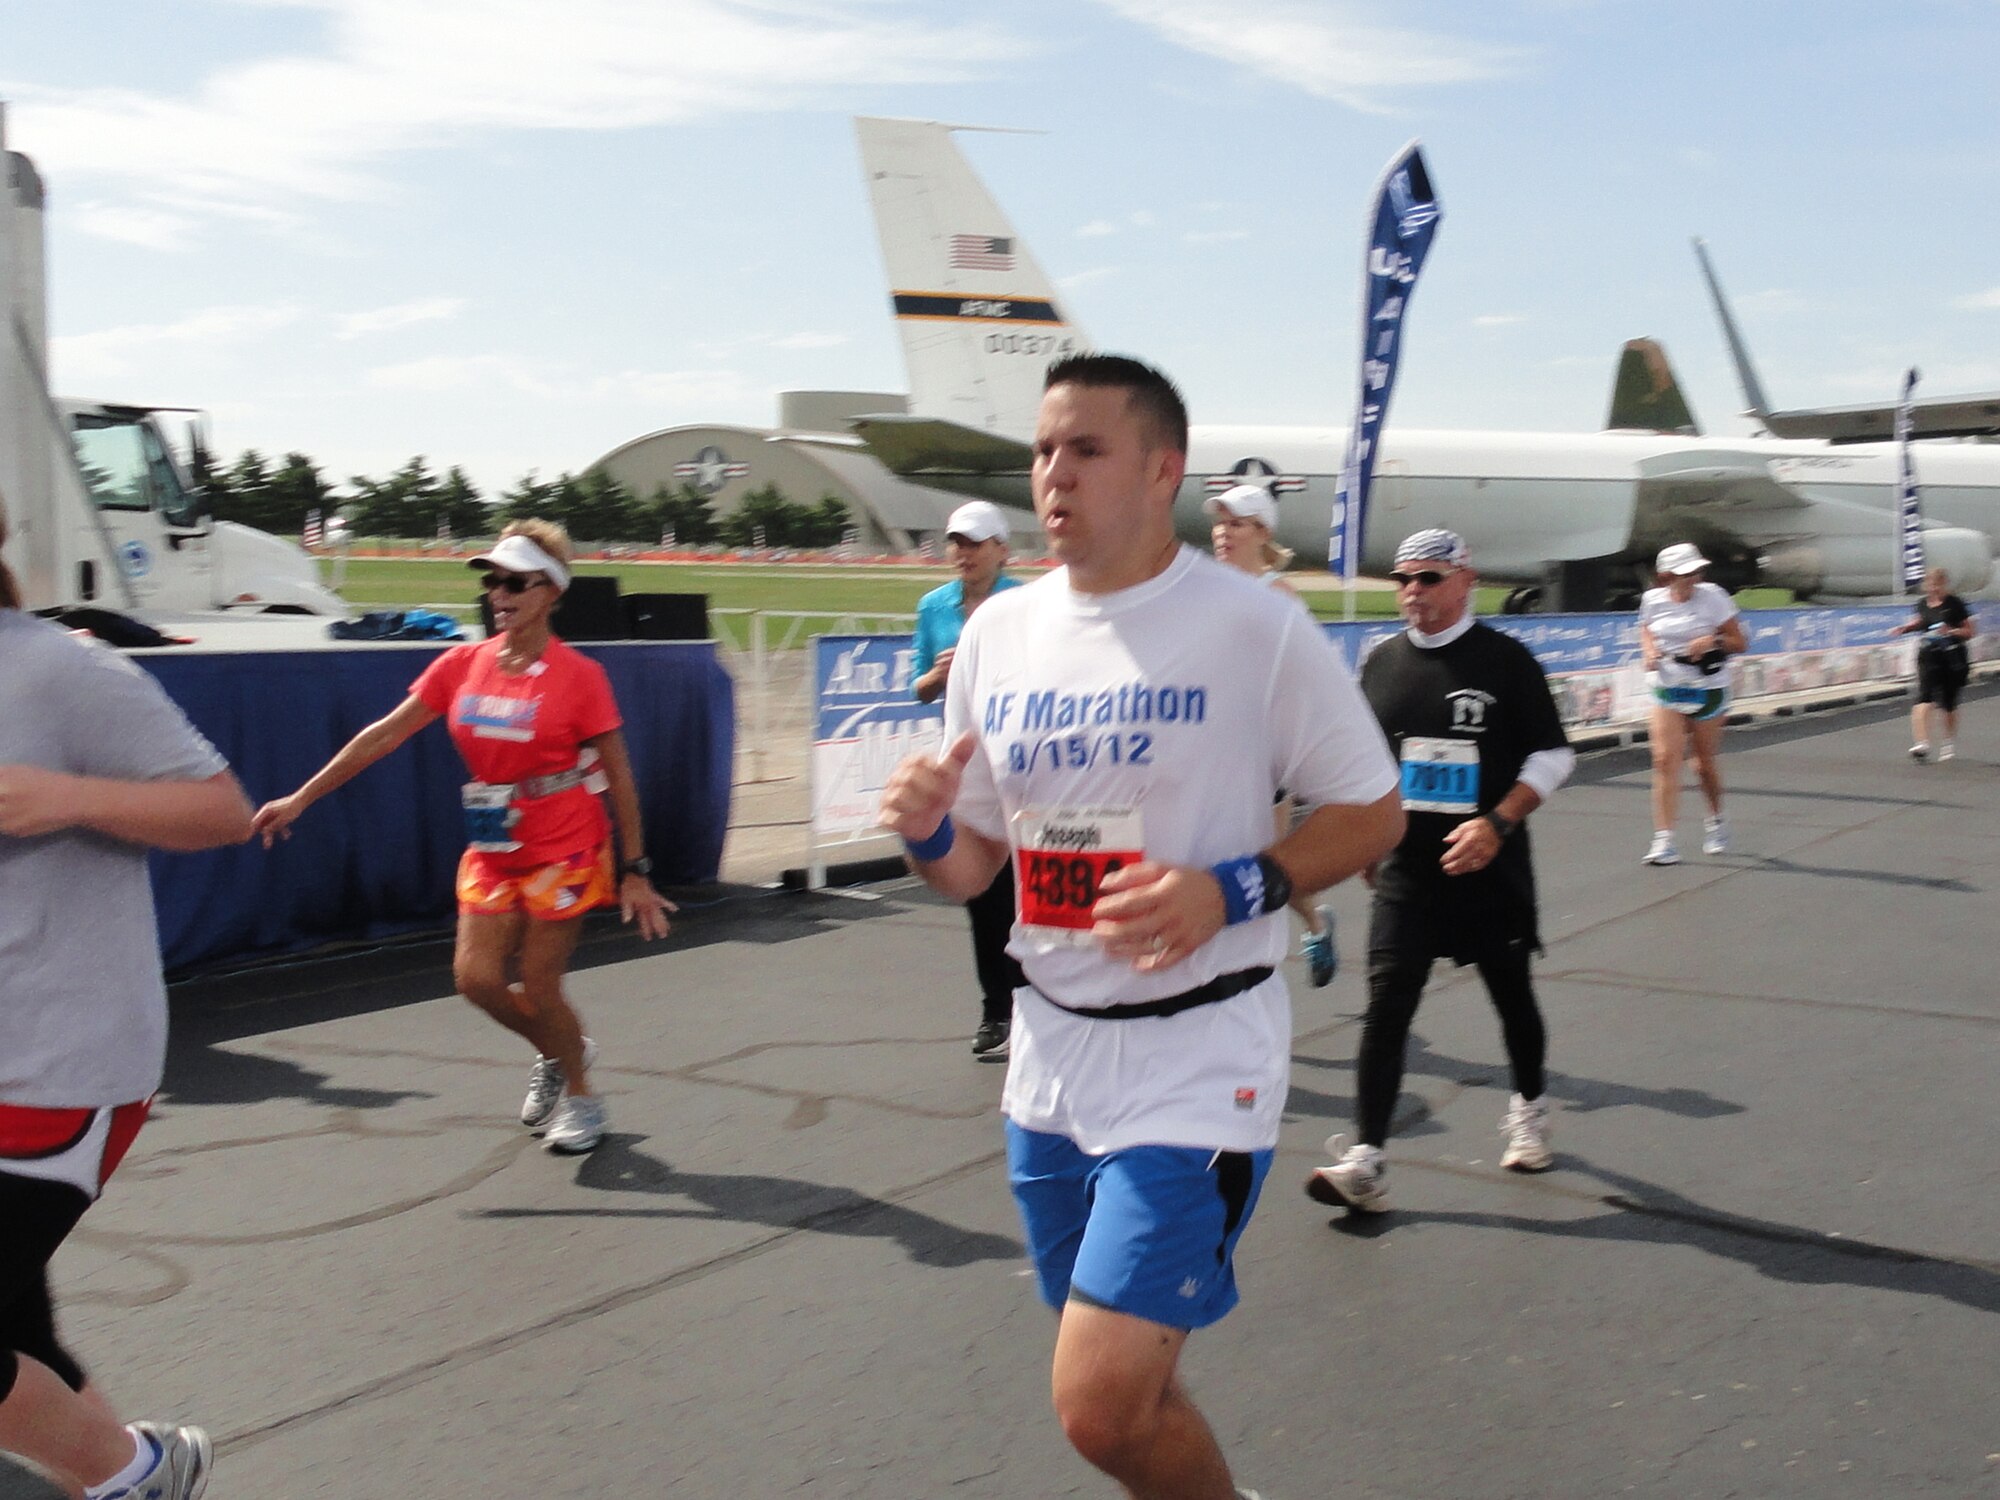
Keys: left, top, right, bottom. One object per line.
{"left": 1304, "top": 1134, "right": 1388, "bottom": 1213}
{"left": 1908, "top": 742, "right": 1930, "bottom": 762}
{"left": 1701, "top": 814, "right": 1729, "bottom": 856}
{"left": 1644, "top": 831, "right": 1680, "bottom": 866}
{"left": 544, "top": 1093, "right": 609, "bottom": 1154}
{"left": 118, "top": 1422, "right": 211, "bottom": 1500}
{"left": 1939, "top": 742, "right": 1956, "bottom": 762}
{"left": 521, "top": 1037, "right": 598, "bottom": 1131}
{"left": 1499, "top": 1093, "right": 1554, "bottom": 1172}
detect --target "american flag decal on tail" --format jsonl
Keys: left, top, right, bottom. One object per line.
{"left": 949, "top": 234, "right": 1014, "bottom": 271}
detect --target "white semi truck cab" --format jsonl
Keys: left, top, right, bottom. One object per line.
{"left": 2, "top": 105, "right": 344, "bottom": 621}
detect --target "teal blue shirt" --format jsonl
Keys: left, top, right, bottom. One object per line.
{"left": 913, "top": 574, "right": 1022, "bottom": 688}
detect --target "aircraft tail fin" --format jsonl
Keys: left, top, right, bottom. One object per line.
{"left": 1606, "top": 338, "right": 1700, "bottom": 435}
{"left": 1692, "top": 237, "right": 1776, "bottom": 426}
{"left": 854, "top": 116, "right": 1087, "bottom": 443}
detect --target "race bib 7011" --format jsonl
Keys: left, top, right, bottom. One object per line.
{"left": 1399, "top": 736, "right": 1479, "bottom": 815}
{"left": 1011, "top": 806, "right": 1144, "bottom": 948}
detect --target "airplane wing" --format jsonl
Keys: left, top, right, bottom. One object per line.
{"left": 1756, "top": 393, "right": 2000, "bottom": 444}
{"left": 1693, "top": 237, "right": 2000, "bottom": 443}
{"left": 848, "top": 413, "right": 1032, "bottom": 478}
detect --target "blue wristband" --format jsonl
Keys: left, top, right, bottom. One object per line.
{"left": 904, "top": 815, "right": 956, "bottom": 863}
{"left": 1210, "top": 855, "right": 1263, "bottom": 926}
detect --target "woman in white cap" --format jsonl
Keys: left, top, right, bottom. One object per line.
{"left": 251, "top": 519, "right": 674, "bottom": 1153}
{"left": 1638, "top": 542, "right": 1746, "bottom": 865}
{"left": 1206, "top": 483, "right": 1338, "bottom": 988}
{"left": 913, "top": 501, "right": 1027, "bottom": 1057}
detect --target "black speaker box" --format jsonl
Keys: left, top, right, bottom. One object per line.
{"left": 623, "top": 592, "right": 710, "bottom": 640}
{"left": 477, "top": 574, "right": 627, "bottom": 640}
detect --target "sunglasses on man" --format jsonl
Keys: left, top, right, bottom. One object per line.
{"left": 1390, "top": 568, "right": 1456, "bottom": 588}
{"left": 481, "top": 572, "right": 550, "bottom": 595}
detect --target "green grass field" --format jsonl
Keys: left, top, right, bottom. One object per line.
{"left": 332, "top": 557, "right": 1795, "bottom": 647}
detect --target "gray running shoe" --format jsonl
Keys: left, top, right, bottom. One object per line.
{"left": 1643, "top": 831, "right": 1679, "bottom": 866}
{"left": 521, "top": 1036, "right": 597, "bottom": 1131}
{"left": 1300, "top": 907, "right": 1337, "bottom": 989}
{"left": 120, "top": 1421, "right": 211, "bottom": 1500}
{"left": 1305, "top": 1134, "right": 1389, "bottom": 1213}
{"left": 544, "top": 1093, "right": 609, "bottom": 1154}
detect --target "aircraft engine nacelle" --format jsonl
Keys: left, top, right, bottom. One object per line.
{"left": 1758, "top": 527, "right": 1993, "bottom": 599}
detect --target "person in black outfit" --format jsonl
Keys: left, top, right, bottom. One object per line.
{"left": 1306, "top": 529, "right": 1575, "bottom": 1213}
{"left": 1891, "top": 567, "right": 1974, "bottom": 762}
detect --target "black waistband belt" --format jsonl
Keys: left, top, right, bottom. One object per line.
{"left": 1039, "top": 966, "right": 1274, "bottom": 1022}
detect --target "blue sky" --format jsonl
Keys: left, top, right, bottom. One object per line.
{"left": 4, "top": 0, "right": 1997, "bottom": 495}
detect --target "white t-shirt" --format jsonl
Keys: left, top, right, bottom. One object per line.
{"left": 944, "top": 548, "right": 1398, "bottom": 1153}
{"left": 1640, "top": 581, "right": 1740, "bottom": 689}
{"left": 0, "top": 613, "right": 228, "bottom": 1107}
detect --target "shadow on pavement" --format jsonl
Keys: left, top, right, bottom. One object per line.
{"left": 473, "top": 1133, "right": 1025, "bottom": 1270}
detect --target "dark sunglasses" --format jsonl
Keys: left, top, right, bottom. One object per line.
{"left": 1390, "top": 568, "right": 1454, "bottom": 588}
{"left": 480, "top": 572, "right": 547, "bottom": 595}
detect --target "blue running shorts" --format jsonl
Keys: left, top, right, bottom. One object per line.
{"left": 1005, "top": 1121, "right": 1272, "bottom": 1330}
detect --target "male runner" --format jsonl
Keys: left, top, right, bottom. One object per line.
{"left": 1307, "top": 529, "right": 1573, "bottom": 1214}
{"left": 881, "top": 354, "right": 1402, "bottom": 1499}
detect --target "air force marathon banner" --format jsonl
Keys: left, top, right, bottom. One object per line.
{"left": 1329, "top": 141, "right": 1442, "bottom": 581}
{"left": 1896, "top": 366, "right": 1925, "bottom": 594}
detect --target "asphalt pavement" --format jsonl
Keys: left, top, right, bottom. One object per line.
{"left": 51, "top": 686, "right": 2000, "bottom": 1499}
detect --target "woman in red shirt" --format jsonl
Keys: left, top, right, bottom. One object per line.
{"left": 252, "top": 520, "right": 672, "bottom": 1154}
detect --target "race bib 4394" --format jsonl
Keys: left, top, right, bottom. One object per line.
{"left": 1011, "top": 806, "right": 1145, "bottom": 948}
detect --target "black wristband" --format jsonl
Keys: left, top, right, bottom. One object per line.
{"left": 1254, "top": 853, "right": 1293, "bottom": 914}
{"left": 1482, "top": 811, "right": 1516, "bottom": 840}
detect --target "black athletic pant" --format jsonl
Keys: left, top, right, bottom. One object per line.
{"left": 0, "top": 1173, "right": 95, "bottom": 1403}
{"left": 1356, "top": 940, "right": 1546, "bottom": 1148}
{"left": 967, "top": 865, "right": 1027, "bottom": 1027}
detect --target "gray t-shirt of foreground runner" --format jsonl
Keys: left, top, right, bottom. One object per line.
{"left": 0, "top": 611, "right": 227, "bottom": 1108}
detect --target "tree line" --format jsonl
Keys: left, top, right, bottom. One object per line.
{"left": 193, "top": 446, "right": 852, "bottom": 549}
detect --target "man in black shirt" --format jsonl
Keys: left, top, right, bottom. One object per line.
{"left": 1307, "top": 529, "right": 1574, "bottom": 1213}
{"left": 1891, "top": 567, "right": 1974, "bottom": 762}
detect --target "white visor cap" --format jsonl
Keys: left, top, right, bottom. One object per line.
{"left": 468, "top": 533, "right": 571, "bottom": 591}
{"left": 944, "top": 501, "right": 1010, "bottom": 545}
{"left": 1655, "top": 542, "right": 1709, "bottom": 575}
{"left": 1203, "top": 483, "right": 1277, "bottom": 530}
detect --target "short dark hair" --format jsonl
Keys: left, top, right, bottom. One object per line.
{"left": 1044, "top": 353, "right": 1189, "bottom": 454}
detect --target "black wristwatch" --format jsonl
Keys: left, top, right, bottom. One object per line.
{"left": 1254, "top": 853, "right": 1294, "bottom": 915}
{"left": 1482, "top": 811, "right": 1517, "bottom": 840}
{"left": 620, "top": 855, "right": 654, "bottom": 878}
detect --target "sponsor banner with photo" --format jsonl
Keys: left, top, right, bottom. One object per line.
{"left": 810, "top": 635, "right": 943, "bottom": 842}
{"left": 808, "top": 605, "right": 1993, "bottom": 840}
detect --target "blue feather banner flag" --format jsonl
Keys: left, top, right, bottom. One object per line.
{"left": 1329, "top": 142, "right": 1442, "bottom": 585}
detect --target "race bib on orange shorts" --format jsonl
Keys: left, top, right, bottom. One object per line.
{"left": 1012, "top": 806, "right": 1145, "bottom": 949}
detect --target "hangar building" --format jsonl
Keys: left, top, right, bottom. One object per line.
{"left": 589, "top": 390, "right": 1031, "bottom": 553}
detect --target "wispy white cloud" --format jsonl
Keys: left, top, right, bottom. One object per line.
{"left": 52, "top": 304, "right": 303, "bottom": 383}
{"left": 1129, "top": 210, "right": 1156, "bottom": 228}
{"left": 1473, "top": 313, "right": 1525, "bottom": 327}
{"left": 367, "top": 352, "right": 755, "bottom": 411}
{"left": 1077, "top": 218, "right": 1120, "bottom": 238}
{"left": 68, "top": 202, "right": 199, "bottom": 251}
{"left": 1952, "top": 287, "right": 2000, "bottom": 310}
{"left": 13, "top": 0, "right": 1025, "bottom": 232}
{"left": 768, "top": 331, "right": 850, "bottom": 350}
{"left": 1058, "top": 267, "right": 1120, "bottom": 291}
{"left": 1182, "top": 228, "right": 1249, "bottom": 244}
{"left": 336, "top": 296, "right": 469, "bottom": 339}
{"left": 1093, "top": 0, "right": 1527, "bottom": 112}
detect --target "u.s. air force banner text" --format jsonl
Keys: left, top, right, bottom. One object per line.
{"left": 811, "top": 635, "right": 943, "bottom": 840}
{"left": 1329, "top": 141, "right": 1442, "bottom": 580}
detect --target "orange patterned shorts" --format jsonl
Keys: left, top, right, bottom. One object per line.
{"left": 456, "top": 843, "right": 615, "bottom": 922}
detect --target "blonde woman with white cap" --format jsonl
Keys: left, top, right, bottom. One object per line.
{"left": 1638, "top": 542, "right": 1747, "bottom": 865}
{"left": 1206, "top": 483, "right": 1337, "bottom": 988}
{"left": 251, "top": 519, "right": 674, "bottom": 1153}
